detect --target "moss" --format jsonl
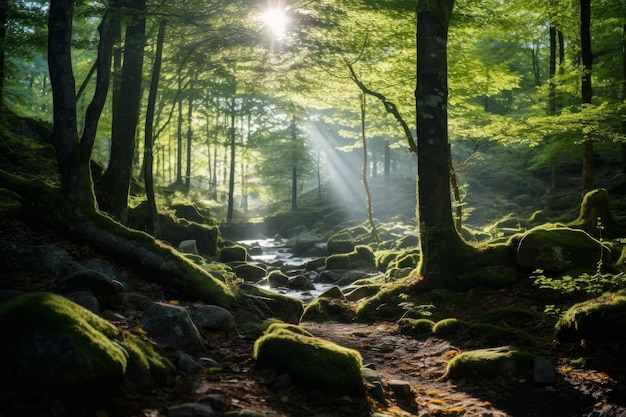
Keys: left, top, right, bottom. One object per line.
{"left": 355, "top": 282, "right": 411, "bottom": 320}
{"left": 219, "top": 244, "right": 249, "bottom": 263}
{"left": 555, "top": 293, "right": 626, "bottom": 343}
{"left": 397, "top": 318, "right": 435, "bottom": 336}
{"left": 253, "top": 326, "right": 364, "bottom": 395}
{"left": 265, "top": 322, "right": 314, "bottom": 337}
{"left": 432, "top": 318, "right": 471, "bottom": 337}
{"left": 239, "top": 284, "right": 304, "bottom": 324}
{"left": 0, "top": 292, "right": 174, "bottom": 388}
{"left": 301, "top": 297, "right": 355, "bottom": 322}
{"left": 444, "top": 346, "right": 533, "bottom": 380}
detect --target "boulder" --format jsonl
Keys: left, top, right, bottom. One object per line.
{"left": 253, "top": 324, "right": 364, "bottom": 395}
{"left": 141, "top": 302, "right": 205, "bottom": 351}
{"left": 0, "top": 292, "right": 173, "bottom": 390}
{"left": 516, "top": 227, "right": 610, "bottom": 273}
{"left": 444, "top": 346, "right": 533, "bottom": 380}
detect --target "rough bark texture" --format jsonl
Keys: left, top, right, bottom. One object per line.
{"left": 580, "top": 0, "right": 594, "bottom": 193}
{"left": 98, "top": 0, "right": 146, "bottom": 224}
{"left": 569, "top": 188, "right": 624, "bottom": 239}
{"left": 415, "top": 0, "right": 477, "bottom": 287}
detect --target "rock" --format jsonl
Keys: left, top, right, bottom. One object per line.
{"left": 141, "top": 302, "right": 205, "bottom": 351}
{"left": 533, "top": 356, "right": 556, "bottom": 384}
{"left": 219, "top": 244, "right": 249, "bottom": 263}
{"left": 55, "top": 269, "right": 124, "bottom": 309}
{"left": 234, "top": 263, "right": 266, "bottom": 282}
{"left": 516, "top": 227, "right": 610, "bottom": 273}
{"left": 0, "top": 292, "right": 173, "bottom": 390}
{"left": 267, "top": 270, "right": 289, "bottom": 288}
{"left": 178, "top": 239, "right": 198, "bottom": 255}
{"left": 387, "top": 379, "right": 412, "bottom": 397}
{"left": 65, "top": 290, "right": 100, "bottom": 313}
{"left": 444, "top": 345, "right": 533, "bottom": 380}
{"left": 238, "top": 284, "right": 304, "bottom": 324}
{"left": 253, "top": 324, "right": 364, "bottom": 395}
{"left": 167, "top": 402, "right": 219, "bottom": 417}
{"left": 318, "top": 285, "right": 346, "bottom": 300}
{"left": 555, "top": 293, "right": 626, "bottom": 343}
{"left": 191, "top": 305, "right": 237, "bottom": 334}
{"left": 285, "top": 232, "right": 324, "bottom": 256}
{"left": 287, "top": 274, "right": 315, "bottom": 290}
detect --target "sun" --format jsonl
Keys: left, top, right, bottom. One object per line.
{"left": 260, "top": 7, "right": 289, "bottom": 40}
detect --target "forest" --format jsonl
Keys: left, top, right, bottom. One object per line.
{"left": 1, "top": 0, "right": 626, "bottom": 416}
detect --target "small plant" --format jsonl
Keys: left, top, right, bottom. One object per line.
{"left": 531, "top": 217, "right": 626, "bottom": 301}
{"left": 397, "top": 293, "right": 435, "bottom": 319}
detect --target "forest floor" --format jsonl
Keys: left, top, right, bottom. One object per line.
{"left": 2, "top": 213, "right": 626, "bottom": 417}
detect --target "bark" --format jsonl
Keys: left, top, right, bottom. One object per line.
{"left": 549, "top": 25, "right": 557, "bottom": 116}
{"left": 175, "top": 77, "right": 184, "bottom": 186}
{"left": 227, "top": 98, "right": 236, "bottom": 223}
{"left": 0, "top": 0, "right": 7, "bottom": 113}
{"left": 415, "top": 0, "right": 476, "bottom": 286}
{"left": 580, "top": 0, "right": 594, "bottom": 193}
{"left": 144, "top": 20, "right": 166, "bottom": 236}
{"left": 360, "top": 93, "right": 380, "bottom": 244}
{"left": 185, "top": 79, "right": 193, "bottom": 193}
{"left": 290, "top": 114, "right": 298, "bottom": 211}
{"left": 569, "top": 188, "right": 624, "bottom": 239}
{"left": 98, "top": 0, "right": 146, "bottom": 224}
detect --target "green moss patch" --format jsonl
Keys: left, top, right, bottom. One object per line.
{"left": 444, "top": 346, "right": 533, "bottom": 380}
{"left": 433, "top": 318, "right": 471, "bottom": 337}
{"left": 397, "top": 318, "right": 435, "bottom": 336}
{"left": 0, "top": 292, "right": 173, "bottom": 389}
{"left": 301, "top": 297, "right": 356, "bottom": 322}
{"left": 555, "top": 292, "right": 626, "bottom": 343}
{"left": 253, "top": 325, "right": 364, "bottom": 395}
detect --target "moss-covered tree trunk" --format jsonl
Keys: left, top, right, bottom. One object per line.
{"left": 415, "top": 0, "right": 476, "bottom": 287}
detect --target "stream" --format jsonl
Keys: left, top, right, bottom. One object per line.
{"left": 237, "top": 238, "right": 337, "bottom": 303}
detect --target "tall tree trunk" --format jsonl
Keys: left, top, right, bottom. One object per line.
{"left": 0, "top": 0, "right": 8, "bottom": 115}
{"left": 621, "top": 24, "right": 626, "bottom": 173}
{"left": 48, "top": 0, "right": 114, "bottom": 214}
{"left": 144, "top": 19, "right": 166, "bottom": 236}
{"left": 227, "top": 98, "right": 236, "bottom": 223}
{"left": 98, "top": 0, "right": 146, "bottom": 224}
{"left": 185, "top": 79, "right": 193, "bottom": 193}
{"left": 360, "top": 93, "right": 380, "bottom": 243}
{"left": 176, "top": 81, "right": 184, "bottom": 186}
{"left": 580, "top": 0, "right": 594, "bottom": 192}
{"left": 549, "top": 24, "right": 557, "bottom": 116}
{"left": 415, "top": 0, "right": 473, "bottom": 286}
{"left": 290, "top": 114, "right": 298, "bottom": 211}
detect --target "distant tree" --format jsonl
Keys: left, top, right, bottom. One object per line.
{"left": 97, "top": 0, "right": 146, "bottom": 224}
{"left": 580, "top": 0, "right": 594, "bottom": 192}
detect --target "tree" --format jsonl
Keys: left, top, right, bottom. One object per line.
{"left": 97, "top": 0, "right": 146, "bottom": 224}
{"left": 580, "top": 0, "right": 594, "bottom": 192}
{"left": 414, "top": 0, "right": 479, "bottom": 287}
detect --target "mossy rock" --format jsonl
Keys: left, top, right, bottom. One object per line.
{"left": 325, "top": 245, "right": 376, "bottom": 270}
{"left": 433, "top": 318, "right": 471, "bottom": 338}
{"left": 253, "top": 326, "right": 364, "bottom": 395}
{"left": 555, "top": 292, "right": 626, "bottom": 343}
{"left": 344, "top": 284, "right": 381, "bottom": 302}
{"left": 265, "top": 322, "right": 314, "bottom": 337}
{"left": 0, "top": 292, "right": 174, "bottom": 390}
{"left": 444, "top": 346, "right": 533, "bottom": 380}
{"left": 397, "top": 318, "right": 435, "bottom": 336}
{"left": 219, "top": 244, "right": 249, "bottom": 263}
{"left": 238, "top": 284, "right": 304, "bottom": 324}
{"left": 516, "top": 227, "right": 611, "bottom": 274}
{"left": 301, "top": 297, "right": 356, "bottom": 323}
{"left": 355, "top": 282, "right": 411, "bottom": 321}
{"left": 267, "top": 270, "right": 290, "bottom": 288}
{"left": 234, "top": 263, "right": 267, "bottom": 282}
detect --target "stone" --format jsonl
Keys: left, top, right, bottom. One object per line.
{"left": 533, "top": 356, "right": 556, "bottom": 384}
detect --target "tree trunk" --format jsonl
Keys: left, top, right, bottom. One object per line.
{"left": 580, "top": 0, "right": 594, "bottom": 193}
{"left": 360, "top": 93, "right": 380, "bottom": 243}
{"left": 227, "top": 98, "right": 236, "bottom": 223}
{"left": 176, "top": 80, "right": 184, "bottom": 186}
{"left": 290, "top": 113, "right": 298, "bottom": 211}
{"left": 415, "top": 0, "right": 475, "bottom": 286}
{"left": 98, "top": 0, "right": 146, "bottom": 224}
{"left": 185, "top": 79, "right": 193, "bottom": 193}
{"left": 549, "top": 24, "right": 557, "bottom": 116}
{"left": 0, "top": 0, "right": 8, "bottom": 115}
{"left": 144, "top": 20, "right": 166, "bottom": 236}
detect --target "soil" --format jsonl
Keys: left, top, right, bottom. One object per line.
{"left": 2, "top": 213, "right": 626, "bottom": 417}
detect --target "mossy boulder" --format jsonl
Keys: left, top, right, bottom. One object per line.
{"left": 433, "top": 318, "right": 471, "bottom": 338}
{"left": 0, "top": 292, "right": 174, "bottom": 390}
{"left": 219, "top": 244, "right": 249, "bottom": 263}
{"left": 325, "top": 245, "right": 375, "bottom": 270}
{"left": 301, "top": 297, "right": 356, "bottom": 323}
{"left": 516, "top": 227, "right": 611, "bottom": 273}
{"left": 555, "top": 292, "right": 626, "bottom": 343}
{"left": 397, "top": 318, "right": 435, "bottom": 336}
{"left": 253, "top": 324, "right": 364, "bottom": 395}
{"left": 468, "top": 323, "right": 535, "bottom": 348}
{"left": 444, "top": 346, "right": 533, "bottom": 380}
{"left": 267, "top": 270, "right": 290, "bottom": 288}
{"left": 238, "top": 283, "right": 304, "bottom": 324}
